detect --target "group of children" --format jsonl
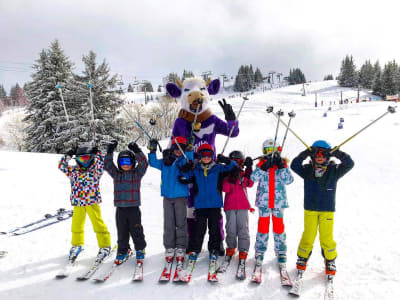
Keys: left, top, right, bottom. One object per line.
{"left": 58, "top": 135, "right": 354, "bottom": 282}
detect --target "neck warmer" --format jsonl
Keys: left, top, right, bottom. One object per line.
{"left": 314, "top": 161, "right": 328, "bottom": 177}
{"left": 200, "top": 161, "right": 215, "bottom": 177}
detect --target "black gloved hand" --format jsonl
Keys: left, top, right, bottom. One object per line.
{"left": 331, "top": 148, "right": 345, "bottom": 159}
{"left": 162, "top": 149, "right": 175, "bottom": 166}
{"left": 244, "top": 156, "right": 253, "bottom": 168}
{"left": 148, "top": 139, "right": 158, "bottom": 153}
{"left": 273, "top": 154, "right": 286, "bottom": 169}
{"left": 298, "top": 148, "right": 312, "bottom": 160}
{"left": 217, "top": 154, "right": 231, "bottom": 165}
{"left": 128, "top": 142, "right": 141, "bottom": 153}
{"left": 107, "top": 140, "right": 118, "bottom": 154}
{"left": 66, "top": 148, "right": 76, "bottom": 157}
{"left": 260, "top": 159, "right": 273, "bottom": 171}
{"left": 218, "top": 98, "right": 236, "bottom": 121}
{"left": 178, "top": 176, "right": 194, "bottom": 185}
{"left": 91, "top": 146, "right": 99, "bottom": 154}
{"left": 179, "top": 160, "right": 194, "bottom": 172}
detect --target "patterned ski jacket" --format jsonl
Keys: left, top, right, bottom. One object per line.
{"left": 290, "top": 152, "right": 354, "bottom": 212}
{"left": 148, "top": 151, "right": 194, "bottom": 199}
{"left": 58, "top": 152, "right": 104, "bottom": 207}
{"left": 251, "top": 160, "right": 294, "bottom": 209}
{"left": 104, "top": 151, "right": 148, "bottom": 207}
{"left": 222, "top": 170, "right": 254, "bottom": 211}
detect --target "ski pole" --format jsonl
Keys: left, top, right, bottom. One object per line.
{"left": 56, "top": 84, "right": 70, "bottom": 123}
{"left": 172, "top": 136, "right": 189, "bottom": 160}
{"left": 280, "top": 110, "right": 296, "bottom": 151}
{"left": 220, "top": 96, "right": 249, "bottom": 155}
{"left": 330, "top": 106, "right": 397, "bottom": 153}
{"left": 271, "top": 109, "right": 284, "bottom": 159}
{"left": 267, "top": 106, "right": 312, "bottom": 151}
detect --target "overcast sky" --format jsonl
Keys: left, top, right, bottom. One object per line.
{"left": 1, "top": 0, "right": 400, "bottom": 92}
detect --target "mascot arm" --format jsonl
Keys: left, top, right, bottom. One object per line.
{"left": 214, "top": 116, "right": 240, "bottom": 137}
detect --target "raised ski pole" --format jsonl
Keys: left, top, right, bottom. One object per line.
{"left": 330, "top": 106, "right": 397, "bottom": 153}
{"left": 121, "top": 105, "right": 163, "bottom": 151}
{"left": 280, "top": 110, "right": 296, "bottom": 151}
{"left": 267, "top": 106, "right": 312, "bottom": 151}
{"left": 271, "top": 108, "right": 284, "bottom": 159}
{"left": 220, "top": 96, "right": 249, "bottom": 155}
{"left": 56, "top": 84, "right": 70, "bottom": 123}
{"left": 172, "top": 136, "right": 189, "bottom": 160}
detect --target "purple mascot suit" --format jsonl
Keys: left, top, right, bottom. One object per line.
{"left": 166, "top": 77, "right": 240, "bottom": 255}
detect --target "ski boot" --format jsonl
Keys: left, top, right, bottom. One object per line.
{"left": 133, "top": 250, "right": 145, "bottom": 281}
{"left": 96, "top": 246, "right": 111, "bottom": 263}
{"left": 236, "top": 251, "right": 247, "bottom": 280}
{"left": 173, "top": 248, "right": 185, "bottom": 281}
{"left": 69, "top": 245, "right": 83, "bottom": 262}
{"left": 114, "top": 249, "right": 132, "bottom": 265}
{"left": 325, "top": 259, "right": 336, "bottom": 278}
{"left": 165, "top": 248, "right": 175, "bottom": 262}
{"left": 251, "top": 252, "right": 263, "bottom": 283}
{"left": 217, "top": 248, "right": 234, "bottom": 273}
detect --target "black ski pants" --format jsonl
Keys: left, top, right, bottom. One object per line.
{"left": 188, "top": 208, "right": 222, "bottom": 254}
{"left": 116, "top": 207, "right": 146, "bottom": 254}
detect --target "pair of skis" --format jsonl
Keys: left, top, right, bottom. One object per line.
{"left": 289, "top": 271, "right": 336, "bottom": 299}
{"left": 250, "top": 261, "right": 293, "bottom": 287}
{"left": 216, "top": 255, "right": 246, "bottom": 280}
{"left": 159, "top": 255, "right": 185, "bottom": 283}
{"left": 1, "top": 208, "right": 73, "bottom": 236}
{"left": 175, "top": 256, "right": 218, "bottom": 283}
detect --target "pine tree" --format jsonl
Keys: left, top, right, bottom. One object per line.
{"left": 127, "top": 84, "right": 134, "bottom": 92}
{"left": 372, "top": 61, "right": 382, "bottom": 96}
{"left": 359, "top": 60, "right": 374, "bottom": 89}
{"left": 381, "top": 60, "right": 398, "bottom": 97}
{"left": 143, "top": 81, "right": 153, "bottom": 92}
{"left": 0, "top": 84, "right": 6, "bottom": 98}
{"left": 74, "top": 50, "right": 128, "bottom": 148}
{"left": 254, "top": 68, "right": 263, "bottom": 84}
{"left": 24, "top": 40, "right": 75, "bottom": 153}
{"left": 338, "top": 55, "right": 358, "bottom": 87}
{"left": 323, "top": 74, "right": 334, "bottom": 80}
{"left": 288, "top": 68, "right": 306, "bottom": 85}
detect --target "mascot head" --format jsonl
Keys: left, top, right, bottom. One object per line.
{"left": 166, "top": 77, "right": 220, "bottom": 114}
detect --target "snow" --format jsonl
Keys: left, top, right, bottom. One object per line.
{"left": 1, "top": 81, "right": 399, "bottom": 299}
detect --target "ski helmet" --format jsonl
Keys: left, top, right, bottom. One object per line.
{"left": 171, "top": 136, "right": 187, "bottom": 152}
{"left": 311, "top": 140, "right": 331, "bottom": 149}
{"left": 197, "top": 143, "right": 214, "bottom": 158}
{"left": 229, "top": 150, "right": 245, "bottom": 168}
{"left": 117, "top": 150, "right": 136, "bottom": 170}
{"left": 75, "top": 146, "right": 95, "bottom": 169}
{"left": 311, "top": 140, "right": 331, "bottom": 160}
{"left": 262, "top": 139, "right": 282, "bottom": 154}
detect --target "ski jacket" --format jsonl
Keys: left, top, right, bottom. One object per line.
{"left": 187, "top": 160, "right": 237, "bottom": 209}
{"left": 58, "top": 152, "right": 104, "bottom": 207}
{"left": 104, "top": 151, "right": 148, "bottom": 207}
{"left": 290, "top": 152, "right": 354, "bottom": 212}
{"left": 250, "top": 161, "right": 294, "bottom": 209}
{"left": 222, "top": 171, "right": 254, "bottom": 211}
{"left": 148, "top": 151, "right": 194, "bottom": 199}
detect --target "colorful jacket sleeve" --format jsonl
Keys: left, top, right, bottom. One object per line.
{"left": 58, "top": 155, "right": 73, "bottom": 178}
{"left": 214, "top": 116, "right": 239, "bottom": 137}
{"left": 136, "top": 151, "right": 149, "bottom": 179}
{"left": 250, "top": 167, "right": 267, "bottom": 182}
{"left": 94, "top": 152, "right": 105, "bottom": 177}
{"left": 104, "top": 153, "right": 118, "bottom": 178}
{"left": 148, "top": 152, "right": 163, "bottom": 171}
{"left": 335, "top": 152, "right": 355, "bottom": 179}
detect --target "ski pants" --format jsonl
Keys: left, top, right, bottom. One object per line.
{"left": 116, "top": 207, "right": 146, "bottom": 254}
{"left": 254, "top": 208, "right": 287, "bottom": 260}
{"left": 71, "top": 204, "right": 111, "bottom": 248}
{"left": 224, "top": 209, "right": 250, "bottom": 252}
{"left": 188, "top": 208, "right": 222, "bottom": 254}
{"left": 297, "top": 210, "right": 337, "bottom": 261}
{"left": 163, "top": 197, "right": 188, "bottom": 250}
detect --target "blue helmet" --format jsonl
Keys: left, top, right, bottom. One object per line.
{"left": 312, "top": 140, "right": 331, "bottom": 149}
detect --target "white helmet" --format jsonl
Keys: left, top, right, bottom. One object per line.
{"left": 262, "top": 139, "right": 281, "bottom": 154}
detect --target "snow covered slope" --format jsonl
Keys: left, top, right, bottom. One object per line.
{"left": 0, "top": 81, "right": 399, "bottom": 299}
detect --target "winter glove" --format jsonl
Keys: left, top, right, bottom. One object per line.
{"left": 107, "top": 140, "right": 118, "bottom": 154}
{"left": 91, "top": 146, "right": 99, "bottom": 154}
{"left": 260, "top": 158, "right": 273, "bottom": 171}
{"left": 178, "top": 176, "right": 194, "bottom": 185}
{"left": 179, "top": 160, "right": 194, "bottom": 172}
{"left": 244, "top": 165, "right": 253, "bottom": 179}
{"left": 218, "top": 98, "right": 236, "bottom": 121}
{"left": 148, "top": 139, "right": 158, "bottom": 153}
{"left": 331, "top": 148, "right": 345, "bottom": 160}
{"left": 128, "top": 142, "right": 141, "bottom": 153}
{"left": 66, "top": 148, "right": 76, "bottom": 157}
{"left": 273, "top": 154, "right": 286, "bottom": 169}
{"left": 298, "top": 148, "right": 312, "bottom": 160}
{"left": 217, "top": 154, "right": 231, "bottom": 165}
{"left": 162, "top": 149, "right": 175, "bottom": 166}
{"left": 244, "top": 156, "right": 253, "bottom": 168}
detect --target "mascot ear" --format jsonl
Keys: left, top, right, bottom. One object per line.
{"left": 166, "top": 83, "right": 182, "bottom": 98}
{"left": 207, "top": 79, "right": 220, "bottom": 95}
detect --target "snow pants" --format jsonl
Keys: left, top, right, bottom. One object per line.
{"left": 297, "top": 210, "right": 337, "bottom": 261}
{"left": 188, "top": 208, "right": 222, "bottom": 254}
{"left": 225, "top": 209, "right": 250, "bottom": 252}
{"left": 163, "top": 197, "right": 188, "bottom": 250}
{"left": 254, "top": 208, "right": 287, "bottom": 261}
{"left": 116, "top": 207, "right": 146, "bottom": 254}
{"left": 71, "top": 204, "right": 111, "bottom": 248}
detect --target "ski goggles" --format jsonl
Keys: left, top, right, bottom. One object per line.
{"left": 232, "top": 158, "right": 244, "bottom": 166}
{"left": 172, "top": 143, "right": 185, "bottom": 152}
{"left": 262, "top": 146, "right": 281, "bottom": 154}
{"left": 199, "top": 150, "right": 214, "bottom": 158}
{"left": 119, "top": 157, "right": 132, "bottom": 166}
{"left": 76, "top": 154, "right": 93, "bottom": 165}
{"left": 313, "top": 147, "right": 330, "bottom": 159}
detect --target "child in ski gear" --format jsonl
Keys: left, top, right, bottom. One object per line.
{"left": 58, "top": 144, "right": 111, "bottom": 261}
{"left": 290, "top": 140, "right": 354, "bottom": 277}
{"left": 221, "top": 151, "right": 254, "bottom": 273}
{"left": 104, "top": 140, "right": 148, "bottom": 264}
{"left": 251, "top": 139, "right": 294, "bottom": 268}
{"left": 148, "top": 136, "right": 193, "bottom": 262}
{"left": 184, "top": 143, "right": 237, "bottom": 261}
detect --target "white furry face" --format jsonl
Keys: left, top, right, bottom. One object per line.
{"left": 180, "top": 78, "right": 210, "bottom": 113}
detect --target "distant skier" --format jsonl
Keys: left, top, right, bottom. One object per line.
{"left": 250, "top": 139, "right": 294, "bottom": 283}
{"left": 290, "top": 140, "right": 354, "bottom": 282}
{"left": 58, "top": 145, "right": 111, "bottom": 262}
{"left": 104, "top": 140, "right": 148, "bottom": 266}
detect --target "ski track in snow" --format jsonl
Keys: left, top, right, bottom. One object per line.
{"left": 0, "top": 81, "right": 399, "bottom": 299}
